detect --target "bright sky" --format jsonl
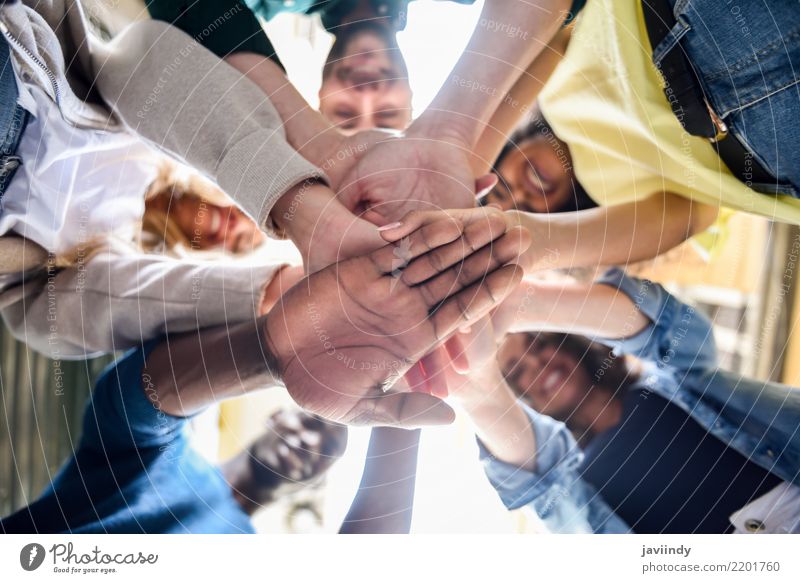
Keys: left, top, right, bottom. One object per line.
{"left": 265, "top": 0, "right": 485, "bottom": 115}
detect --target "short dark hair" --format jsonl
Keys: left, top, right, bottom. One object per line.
{"left": 322, "top": 21, "right": 409, "bottom": 81}
{"left": 492, "top": 113, "right": 597, "bottom": 213}
{"left": 505, "top": 332, "right": 638, "bottom": 440}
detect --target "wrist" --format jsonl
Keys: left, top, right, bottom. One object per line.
{"left": 269, "top": 179, "right": 330, "bottom": 248}
{"left": 260, "top": 312, "right": 288, "bottom": 380}
{"left": 259, "top": 265, "right": 304, "bottom": 315}
{"left": 295, "top": 128, "right": 349, "bottom": 187}
{"left": 507, "top": 210, "right": 558, "bottom": 272}
{"left": 408, "top": 111, "right": 476, "bottom": 151}
{"left": 450, "top": 364, "right": 507, "bottom": 409}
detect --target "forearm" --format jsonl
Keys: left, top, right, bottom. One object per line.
{"left": 268, "top": 181, "right": 386, "bottom": 271}
{"left": 1, "top": 248, "right": 285, "bottom": 358}
{"left": 224, "top": 53, "right": 352, "bottom": 187}
{"left": 512, "top": 192, "right": 718, "bottom": 271}
{"left": 146, "top": 316, "right": 280, "bottom": 416}
{"left": 94, "top": 21, "right": 321, "bottom": 230}
{"left": 412, "top": 0, "right": 570, "bottom": 147}
{"left": 471, "top": 26, "right": 571, "bottom": 175}
{"left": 339, "top": 427, "right": 421, "bottom": 534}
{"left": 457, "top": 370, "right": 536, "bottom": 471}
{"left": 497, "top": 279, "right": 651, "bottom": 340}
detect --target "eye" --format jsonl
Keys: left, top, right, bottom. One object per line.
{"left": 375, "top": 110, "right": 405, "bottom": 130}
{"left": 334, "top": 109, "right": 357, "bottom": 121}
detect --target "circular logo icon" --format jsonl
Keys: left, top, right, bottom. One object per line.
{"left": 20, "top": 543, "right": 46, "bottom": 571}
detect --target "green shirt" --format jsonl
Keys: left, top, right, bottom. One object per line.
{"left": 146, "top": 0, "right": 585, "bottom": 61}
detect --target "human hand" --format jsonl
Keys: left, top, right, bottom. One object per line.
{"left": 381, "top": 207, "right": 519, "bottom": 398}
{"left": 263, "top": 210, "right": 531, "bottom": 426}
{"left": 250, "top": 409, "right": 348, "bottom": 486}
{"left": 270, "top": 179, "right": 387, "bottom": 273}
{"left": 336, "top": 132, "right": 496, "bottom": 225}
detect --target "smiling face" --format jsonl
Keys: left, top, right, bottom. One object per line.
{"left": 483, "top": 116, "right": 595, "bottom": 214}
{"left": 497, "top": 333, "right": 592, "bottom": 420}
{"left": 491, "top": 137, "right": 575, "bottom": 213}
{"left": 146, "top": 189, "right": 266, "bottom": 255}
{"left": 170, "top": 196, "right": 266, "bottom": 254}
{"left": 319, "top": 22, "right": 412, "bottom": 133}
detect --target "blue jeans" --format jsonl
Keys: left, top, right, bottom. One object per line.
{"left": 0, "top": 33, "right": 28, "bottom": 201}
{"left": 654, "top": 0, "right": 800, "bottom": 197}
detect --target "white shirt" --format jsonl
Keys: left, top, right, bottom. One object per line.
{"left": 0, "top": 68, "right": 156, "bottom": 255}
{"left": 730, "top": 482, "right": 800, "bottom": 534}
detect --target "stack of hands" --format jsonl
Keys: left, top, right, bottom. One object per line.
{"left": 261, "top": 127, "right": 533, "bottom": 428}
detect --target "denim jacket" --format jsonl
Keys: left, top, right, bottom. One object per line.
{"left": 480, "top": 268, "right": 800, "bottom": 533}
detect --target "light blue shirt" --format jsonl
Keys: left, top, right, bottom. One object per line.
{"left": 480, "top": 268, "right": 800, "bottom": 533}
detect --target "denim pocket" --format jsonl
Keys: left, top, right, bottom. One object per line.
{"left": 677, "top": 0, "right": 800, "bottom": 116}
{"left": 673, "top": 0, "right": 800, "bottom": 194}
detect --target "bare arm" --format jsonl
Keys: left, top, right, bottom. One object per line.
{"left": 451, "top": 363, "right": 537, "bottom": 471}
{"left": 223, "top": 53, "right": 385, "bottom": 270}
{"left": 145, "top": 314, "right": 280, "bottom": 416}
{"left": 493, "top": 278, "right": 651, "bottom": 341}
{"left": 512, "top": 192, "right": 719, "bottom": 272}
{"left": 339, "top": 427, "right": 421, "bottom": 534}
{"left": 411, "top": 0, "right": 571, "bottom": 148}
{"left": 471, "top": 26, "right": 572, "bottom": 175}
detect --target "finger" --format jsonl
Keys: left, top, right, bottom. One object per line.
{"left": 418, "top": 348, "right": 451, "bottom": 399}
{"left": 362, "top": 208, "right": 389, "bottom": 226}
{"left": 445, "top": 335, "right": 471, "bottom": 374}
{"left": 345, "top": 393, "right": 456, "bottom": 427}
{"left": 431, "top": 264, "right": 524, "bottom": 342}
{"left": 369, "top": 215, "right": 464, "bottom": 273}
{"left": 378, "top": 207, "right": 507, "bottom": 245}
{"left": 402, "top": 361, "right": 430, "bottom": 393}
{"left": 400, "top": 211, "right": 513, "bottom": 285}
{"left": 376, "top": 210, "right": 435, "bottom": 243}
{"left": 418, "top": 226, "right": 531, "bottom": 306}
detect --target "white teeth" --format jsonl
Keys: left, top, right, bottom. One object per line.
{"left": 543, "top": 370, "right": 561, "bottom": 394}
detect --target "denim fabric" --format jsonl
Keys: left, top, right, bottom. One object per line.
{"left": 656, "top": 0, "right": 800, "bottom": 196}
{"left": 0, "top": 34, "right": 28, "bottom": 201}
{"left": 0, "top": 342, "right": 256, "bottom": 534}
{"left": 481, "top": 269, "right": 800, "bottom": 533}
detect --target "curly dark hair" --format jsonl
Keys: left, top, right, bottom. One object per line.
{"left": 503, "top": 332, "right": 639, "bottom": 443}
{"left": 489, "top": 113, "right": 597, "bottom": 214}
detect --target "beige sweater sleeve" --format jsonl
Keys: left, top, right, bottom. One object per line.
{"left": 1, "top": 248, "right": 284, "bottom": 359}
{"left": 90, "top": 19, "right": 324, "bottom": 231}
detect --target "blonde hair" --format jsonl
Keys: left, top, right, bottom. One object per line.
{"left": 140, "top": 160, "right": 241, "bottom": 255}
{"left": 55, "top": 159, "right": 248, "bottom": 268}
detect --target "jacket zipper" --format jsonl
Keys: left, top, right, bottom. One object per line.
{"left": 0, "top": 20, "right": 61, "bottom": 105}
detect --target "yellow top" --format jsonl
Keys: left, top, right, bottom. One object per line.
{"left": 538, "top": 0, "right": 800, "bottom": 224}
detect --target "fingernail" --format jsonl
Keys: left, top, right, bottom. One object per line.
{"left": 476, "top": 185, "right": 494, "bottom": 200}
{"left": 377, "top": 222, "right": 403, "bottom": 232}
